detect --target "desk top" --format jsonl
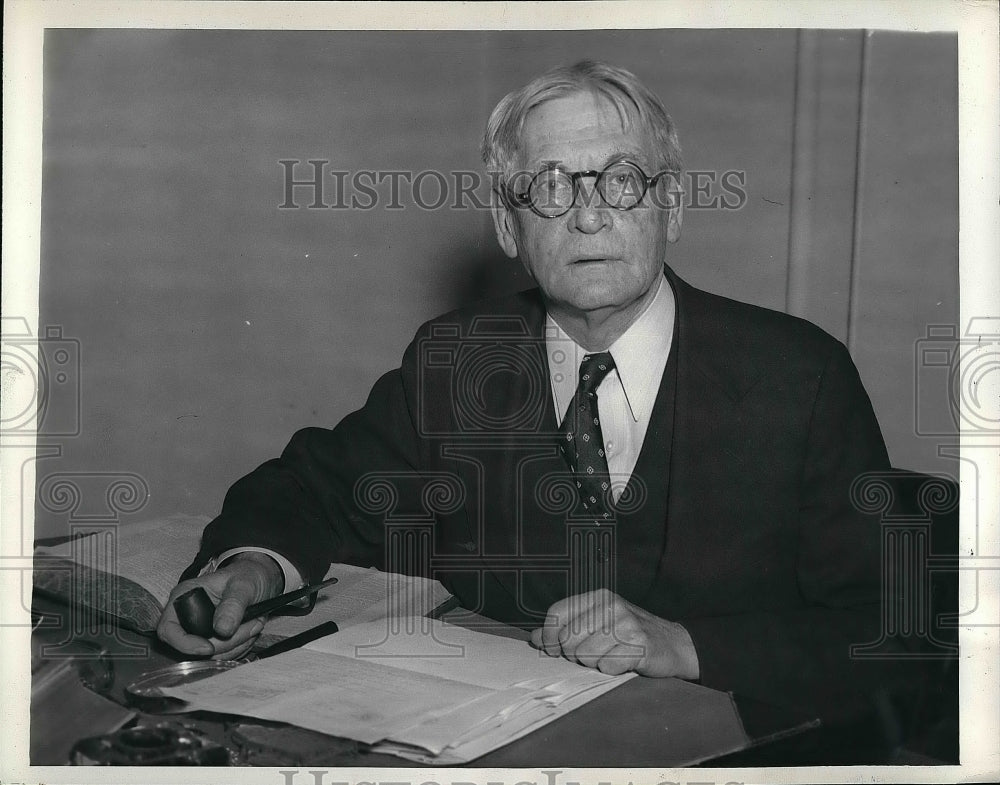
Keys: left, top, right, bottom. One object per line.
{"left": 29, "top": 595, "right": 818, "bottom": 767}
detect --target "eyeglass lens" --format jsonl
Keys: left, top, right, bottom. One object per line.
{"left": 528, "top": 163, "right": 648, "bottom": 215}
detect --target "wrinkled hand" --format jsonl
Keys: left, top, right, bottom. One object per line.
{"left": 530, "top": 589, "right": 700, "bottom": 679}
{"left": 156, "top": 552, "right": 283, "bottom": 659}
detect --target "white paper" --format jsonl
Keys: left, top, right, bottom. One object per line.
{"left": 306, "top": 617, "right": 624, "bottom": 692}
{"left": 261, "top": 564, "right": 452, "bottom": 639}
{"left": 161, "top": 647, "right": 492, "bottom": 744}
{"left": 161, "top": 617, "right": 634, "bottom": 762}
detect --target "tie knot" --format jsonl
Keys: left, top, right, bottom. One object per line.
{"left": 578, "top": 352, "right": 615, "bottom": 394}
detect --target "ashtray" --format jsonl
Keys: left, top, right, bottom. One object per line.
{"left": 125, "top": 660, "right": 242, "bottom": 714}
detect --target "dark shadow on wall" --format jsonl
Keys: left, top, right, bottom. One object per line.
{"left": 433, "top": 233, "right": 535, "bottom": 311}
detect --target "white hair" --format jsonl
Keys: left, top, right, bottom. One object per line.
{"left": 482, "top": 60, "right": 683, "bottom": 183}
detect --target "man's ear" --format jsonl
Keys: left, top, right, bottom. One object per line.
{"left": 665, "top": 175, "right": 683, "bottom": 244}
{"left": 491, "top": 198, "right": 520, "bottom": 259}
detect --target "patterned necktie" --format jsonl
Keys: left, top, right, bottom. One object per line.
{"left": 558, "top": 352, "right": 617, "bottom": 519}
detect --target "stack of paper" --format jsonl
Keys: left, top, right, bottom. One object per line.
{"left": 257, "top": 564, "right": 453, "bottom": 645}
{"left": 162, "top": 617, "right": 634, "bottom": 764}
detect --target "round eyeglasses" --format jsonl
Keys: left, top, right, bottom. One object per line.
{"left": 505, "top": 161, "right": 675, "bottom": 218}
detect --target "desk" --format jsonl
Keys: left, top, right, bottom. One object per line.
{"left": 29, "top": 595, "right": 820, "bottom": 767}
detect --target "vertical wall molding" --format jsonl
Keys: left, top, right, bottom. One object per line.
{"left": 780, "top": 31, "right": 865, "bottom": 344}
{"left": 846, "top": 30, "right": 872, "bottom": 356}
{"left": 785, "top": 29, "right": 820, "bottom": 317}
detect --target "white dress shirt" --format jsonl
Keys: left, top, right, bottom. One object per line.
{"left": 546, "top": 272, "right": 676, "bottom": 501}
{"left": 209, "top": 273, "right": 676, "bottom": 591}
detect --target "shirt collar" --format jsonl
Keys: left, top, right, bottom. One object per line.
{"left": 545, "top": 272, "right": 675, "bottom": 423}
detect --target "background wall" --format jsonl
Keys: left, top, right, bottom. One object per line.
{"left": 34, "top": 29, "right": 958, "bottom": 537}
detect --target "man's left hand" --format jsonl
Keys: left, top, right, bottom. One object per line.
{"left": 530, "top": 589, "right": 700, "bottom": 679}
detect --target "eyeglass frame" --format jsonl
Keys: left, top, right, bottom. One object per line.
{"left": 501, "top": 160, "right": 682, "bottom": 218}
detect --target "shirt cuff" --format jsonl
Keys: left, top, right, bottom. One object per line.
{"left": 197, "top": 547, "right": 304, "bottom": 593}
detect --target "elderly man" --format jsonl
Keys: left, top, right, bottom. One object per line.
{"left": 158, "top": 61, "right": 893, "bottom": 720}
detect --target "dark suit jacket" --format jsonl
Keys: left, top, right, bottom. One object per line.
{"left": 188, "top": 266, "right": 897, "bottom": 720}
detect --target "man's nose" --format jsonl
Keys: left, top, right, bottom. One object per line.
{"left": 571, "top": 203, "right": 611, "bottom": 233}
{"left": 570, "top": 180, "right": 610, "bottom": 233}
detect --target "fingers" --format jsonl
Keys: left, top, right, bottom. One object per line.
{"left": 558, "top": 600, "right": 645, "bottom": 671}
{"left": 554, "top": 589, "right": 622, "bottom": 655}
{"left": 571, "top": 626, "right": 645, "bottom": 669}
{"left": 530, "top": 591, "right": 698, "bottom": 679}
{"left": 156, "top": 604, "right": 214, "bottom": 657}
{"left": 567, "top": 628, "right": 616, "bottom": 669}
{"left": 536, "top": 590, "right": 603, "bottom": 656}
{"left": 156, "top": 564, "right": 273, "bottom": 657}
{"left": 211, "top": 573, "right": 258, "bottom": 638}
{"left": 531, "top": 590, "right": 648, "bottom": 675}
{"left": 207, "top": 618, "right": 266, "bottom": 660}
{"left": 596, "top": 643, "right": 642, "bottom": 676}
{"left": 157, "top": 576, "right": 222, "bottom": 656}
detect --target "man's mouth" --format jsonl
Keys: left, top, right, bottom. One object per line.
{"left": 571, "top": 257, "right": 616, "bottom": 264}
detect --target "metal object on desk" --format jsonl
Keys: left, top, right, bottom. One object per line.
{"left": 125, "top": 660, "right": 242, "bottom": 714}
{"left": 70, "top": 722, "right": 229, "bottom": 765}
{"left": 75, "top": 652, "right": 116, "bottom": 694}
{"left": 32, "top": 636, "right": 115, "bottom": 693}
{"left": 229, "top": 720, "right": 359, "bottom": 765}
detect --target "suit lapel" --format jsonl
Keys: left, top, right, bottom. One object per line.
{"left": 651, "top": 267, "right": 765, "bottom": 615}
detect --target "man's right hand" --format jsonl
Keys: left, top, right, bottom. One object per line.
{"left": 156, "top": 552, "right": 283, "bottom": 659}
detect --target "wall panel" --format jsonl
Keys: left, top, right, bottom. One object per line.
{"left": 850, "top": 31, "right": 959, "bottom": 474}
{"left": 786, "top": 29, "right": 865, "bottom": 341}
